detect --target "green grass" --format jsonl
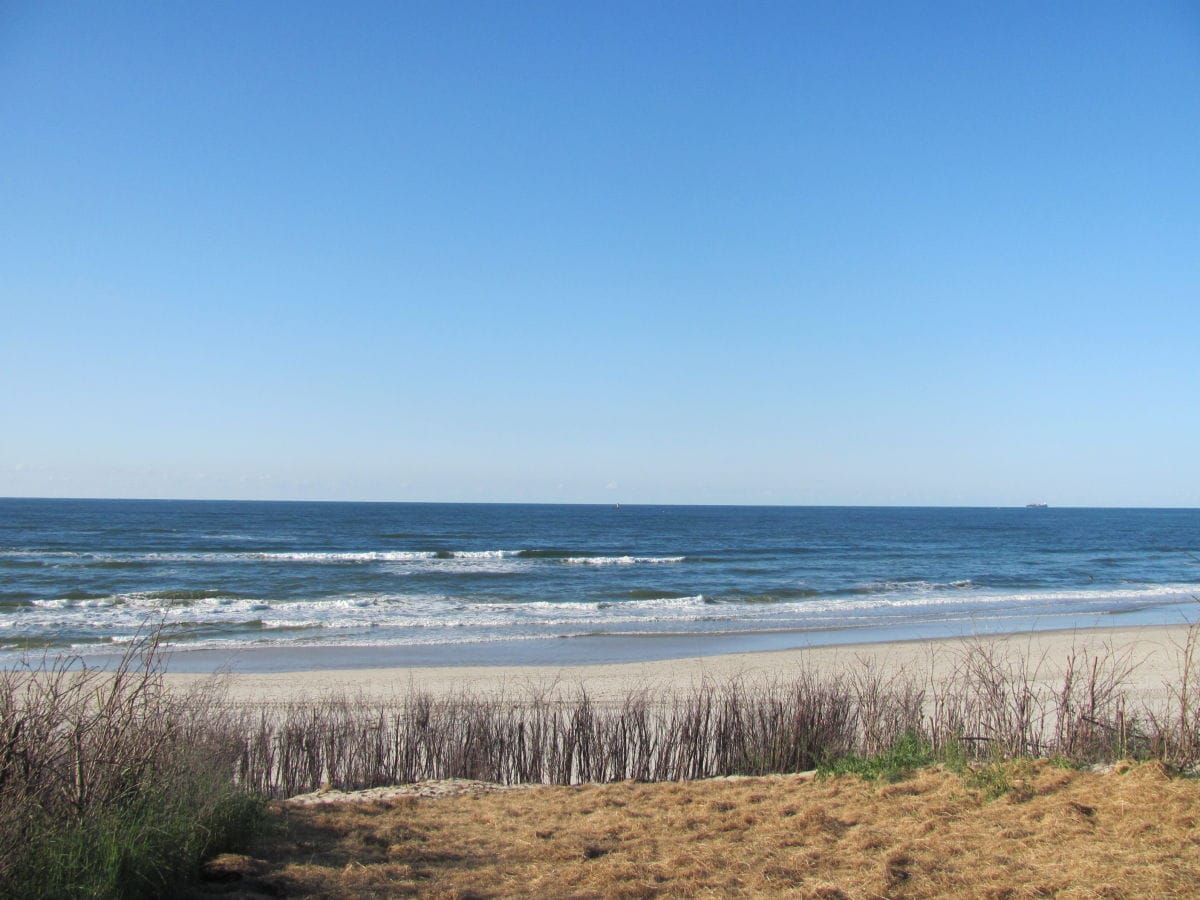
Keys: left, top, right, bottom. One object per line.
{"left": 0, "top": 634, "right": 272, "bottom": 900}
{"left": 818, "top": 732, "right": 940, "bottom": 783}
{"left": 818, "top": 734, "right": 1077, "bottom": 803}
{"left": 3, "top": 772, "right": 265, "bottom": 900}
{"left": 963, "top": 763, "right": 1013, "bottom": 801}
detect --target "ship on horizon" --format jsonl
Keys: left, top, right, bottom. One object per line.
{"left": 1025, "top": 502, "right": 1049, "bottom": 508}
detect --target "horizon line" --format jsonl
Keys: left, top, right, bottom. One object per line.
{"left": 1, "top": 495, "right": 1196, "bottom": 511}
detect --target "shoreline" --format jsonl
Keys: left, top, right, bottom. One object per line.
{"left": 98, "top": 599, "right": 1198, "bottom": 676}
{"left": 160, "top": 621, "right": 1197, "bottom": 706}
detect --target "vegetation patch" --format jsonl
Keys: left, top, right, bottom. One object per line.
{"left": 5, "top": 624, "right": 1200, "bottom": 895}
{"left": 0, "top": 639, "right": 265, "bottom": 899}
{"left": 817, "top": 732, "right": 939, "bottom": 782}
{"left": 213, "top": 761, "right": 1200, "bottom": 898}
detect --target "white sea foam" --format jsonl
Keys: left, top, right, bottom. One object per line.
{"left": 563, "top": 556, "right": 687, "bottom": 565}
{"left": 222, "top": 551, "right": 441, "bottom": 562}
{"left": 37, "top": 548, "right": 532, "bottom": 565}
{"left": 0, "top": 549, "right": 80, "bottom": 560}
{"left": 9, "top": 583, "right": 1198, "bottom": 649}
{"left": 855, "top": 579, "right": 977, "bottom": 593}
{"left": 31, "top": 597, "right": 118, "bottom": 609}
{"left": 3, "top": 547, "right": 689, "bottom": 569}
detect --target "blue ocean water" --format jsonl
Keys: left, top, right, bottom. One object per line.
{"left": 1, "top": 499, "right": 1198, "bottom": 668}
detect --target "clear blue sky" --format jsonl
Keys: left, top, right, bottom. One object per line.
{"left": 2, "top": 2, "right": 1197, "bottom": 506}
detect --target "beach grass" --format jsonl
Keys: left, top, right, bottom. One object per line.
{"left": 0, "top": 637, "right": 265, "bottom": 899}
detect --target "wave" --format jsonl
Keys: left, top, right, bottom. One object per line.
{"left": 141, "top": 589, "right": 243, "bottom": 602}
{"left": 851, "top": 579, "right": 977, "bottom": 594}
{"left": 60, "top": 589, "right": 112, "bottom": 601}
{"left": 0, "top": 547, "right": 697, "bottom": 563}
{"left": 200, "top": 548, "right": 688, "bottom": 566}
{"left": 711, "top": 589, "right": 823, "bottom": 603}
{"left": 14, "top": 593, "right": 719, "bottom": 639}
{"left": 513, "top": 549, "right": 694, "bottom": 561}
{"left": 239, "top": 550, "right": 440, "bottom": 561}
{"left": 624, "top": 589, "right": 694, "bottom": 600}
{"left": 564, "top": 556, "right": 687, "bottom": 566}
{"left": 9, "top": 583, "right": 1200, "bottom": 654}
{"left": 29, "top": 592, "right": 265, "bottom": 612}
{"left": 31, "top": 596, "right": 118, "bottom": 610}
{"left": 19, "top": 581, "right": 1199, "bottom": 617}
{"left": 0, "top": 549, "right": 82, "bottom": 557}
{"left": 60, "top": 632, "right": 560, "bottom": 654}
{"left": 440, "top": 549, "right": 523, "bottom": 559}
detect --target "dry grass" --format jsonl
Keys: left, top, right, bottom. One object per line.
{"left": 199, "top": 761, "right": 1200, "bottom": 898}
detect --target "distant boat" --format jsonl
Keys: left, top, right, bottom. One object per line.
{"left": 1025, "top": 502, "right": 1049, "bottom": 508}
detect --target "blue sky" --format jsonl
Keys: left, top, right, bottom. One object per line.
{"left": 2, "top": 2, "right": 1197, "bottom": 505}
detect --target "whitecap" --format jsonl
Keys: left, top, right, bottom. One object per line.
{"left": 563, "top": 556, "right": 686, "bottom": 566}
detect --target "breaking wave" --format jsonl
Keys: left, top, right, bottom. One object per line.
{"left": 564, "top": 556, "right": 687, "bottom": 566}
{"left": 0, "top": 548, "right": 691, "bottom": 566}
{"left": 8, "top": 583, "right": 1198, "bottom": 653}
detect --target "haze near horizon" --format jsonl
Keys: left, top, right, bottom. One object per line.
{"left": 2, "top": 2, "right": 1197, "bottom": 507}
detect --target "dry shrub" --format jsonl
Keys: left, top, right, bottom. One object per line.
{"left": 239, "top": 670, "right": 897, "bottom": 795}
{"left": 0, "top": 634, "right": 262, "bottom": 898}
{"left": 924, "top": 634, "right": 1149, "bottom": 762}
{"left": 1148, "top": 623, "right": 1200, "bottom": 766}
{"left": 237, "top": 627, "right": 1200, "bottom": 797}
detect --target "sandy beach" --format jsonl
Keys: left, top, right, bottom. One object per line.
{"left": 163, "top": 622, "right": 1197, "bottom": 706}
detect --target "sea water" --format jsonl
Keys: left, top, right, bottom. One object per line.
{"left": 1, "top": 499, "right": 1197, "bottom": 670}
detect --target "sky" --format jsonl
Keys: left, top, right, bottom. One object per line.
{"left": 1, "top": 2, "right": 1198, "bottom": 506}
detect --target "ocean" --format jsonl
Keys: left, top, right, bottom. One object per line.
{"left": 1, "top": 499, "right": 1198, "bottom": 670}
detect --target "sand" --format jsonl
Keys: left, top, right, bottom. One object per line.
{"left": 163, "top": 623, "right": 1197, "bottom": 706}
